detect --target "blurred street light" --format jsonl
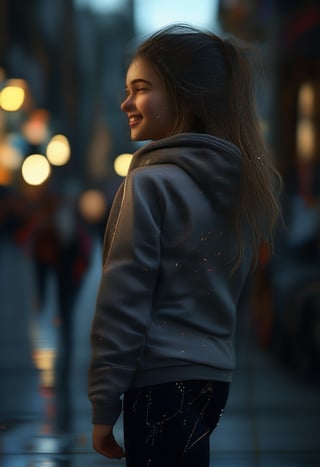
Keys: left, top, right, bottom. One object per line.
{"left": 21, "top": 154, "right": 51, "bottom": 186}
{"left": 46, "top": 134, "right": 71, "bottom": 166}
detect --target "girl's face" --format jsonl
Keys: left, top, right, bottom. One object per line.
{"left": 121, "top": 57, "right": 176, "bottom": 141}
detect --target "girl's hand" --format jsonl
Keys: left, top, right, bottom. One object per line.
{"left": 92, "top": 424, "right": 125, "bottom": 459}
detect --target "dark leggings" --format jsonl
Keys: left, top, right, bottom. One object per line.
{"left": 123, "top": 379, "right": 230, "bottom": 467}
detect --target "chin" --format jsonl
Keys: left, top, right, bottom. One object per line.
{"left": 131, "top": 132, "right": 149, "bottom": 142}
{"left": 130, "top": 130, "right": 140, "bottom": 140}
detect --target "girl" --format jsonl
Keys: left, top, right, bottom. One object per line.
{"left": 88, "top": 24, "right": 281, "bottom": 466}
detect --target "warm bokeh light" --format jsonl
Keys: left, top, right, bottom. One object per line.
{"left": 296, "top": 119, "right": 315, "bottom": 161}
{"left": 0, "top": 82, "right": 25, "bottom": 111}
{"left": 296, "top": 81, "right": 316, "bottom": 162}
{"left": 298, "top": 82, "right": 314, "bottom": 117}
{"left": 114, "top": 153, "right": 133, "bottom": 177}
{"left": 21, "top": 154, "right": 51, "bottom": 186}
{"left": 78, "top": 189, "right": 107, "bottom": 223}
{"left": 0, "top": 140, "right": 22, "bottom": 170}
{"left": 32, "top": 348, "right": 56, "bottom": 388}
{"left": 46, "top": 134, "right": 71, "bottom": 166}
{"left": 0, "top": 167, "right": 11, "bottom": 185}
{"left": 22, "top": 109, "right": 50, "bottom": 145}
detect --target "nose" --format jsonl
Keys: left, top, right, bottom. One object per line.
{"left": 120, "top": 94, "right": 133, "bottom": 112}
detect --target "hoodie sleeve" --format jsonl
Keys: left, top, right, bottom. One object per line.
{"left": 88, "top": 168, "right": 162, "bottom": 425}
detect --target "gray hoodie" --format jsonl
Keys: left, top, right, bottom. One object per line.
{"left": 88, "top": 133, "right": 253, "bottom": 425}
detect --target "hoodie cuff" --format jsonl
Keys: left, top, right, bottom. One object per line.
{"left": 91, "top": 400, "right": 122, "bottom": 425}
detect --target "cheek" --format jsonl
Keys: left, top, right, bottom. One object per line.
{"left": 140, "top": 95, "right": 161, "bottom": 118}
{"left": 139, "top": 92, "right": 176, "bottom": 134}
{"left": 159, "top": 105, "right": 176, "bottom": 129}
{"left": 158, "top": 95, "right": 176, "bottom": 125}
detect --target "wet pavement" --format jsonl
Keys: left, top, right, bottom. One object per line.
{"left": 0, "top": 237, "right": 319, "bottom": 466}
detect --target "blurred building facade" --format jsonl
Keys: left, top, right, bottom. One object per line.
{"left": 218, "top": 0, "right": 320, "bottom": 378}
{"left": 0, "top": 0, "right": 135, "bottom": 190}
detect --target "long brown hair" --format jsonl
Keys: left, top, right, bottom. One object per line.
{"left": 134, "top": 24, "right": 282, "bottom": 269}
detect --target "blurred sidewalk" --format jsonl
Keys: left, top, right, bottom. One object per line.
{"left": 0, "top": 237, "right": 319, "bottom": 466}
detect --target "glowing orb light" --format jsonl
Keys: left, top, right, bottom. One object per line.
{"left": 114, "top": 153, "right": 133, "bottom": 177}
{"left": 46, "top": 134, "right": 71, "bottom": 166}
{"left": 21, "top": 154, "right": 51, "bottom": 186}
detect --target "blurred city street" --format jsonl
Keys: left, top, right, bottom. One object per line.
{"left": 1, "top": 1, "right": 320, "bottom": 465}
{"left": 0, "top": 237, "right": 319, "bottom": 467}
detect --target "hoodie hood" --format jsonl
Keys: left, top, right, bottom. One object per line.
{"left": 129, "top": 132, "right": 242, "bottom": 209}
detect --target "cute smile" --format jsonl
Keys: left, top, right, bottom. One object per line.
{"left": 128, "top": 115, "right": 142, "bottom": 126}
